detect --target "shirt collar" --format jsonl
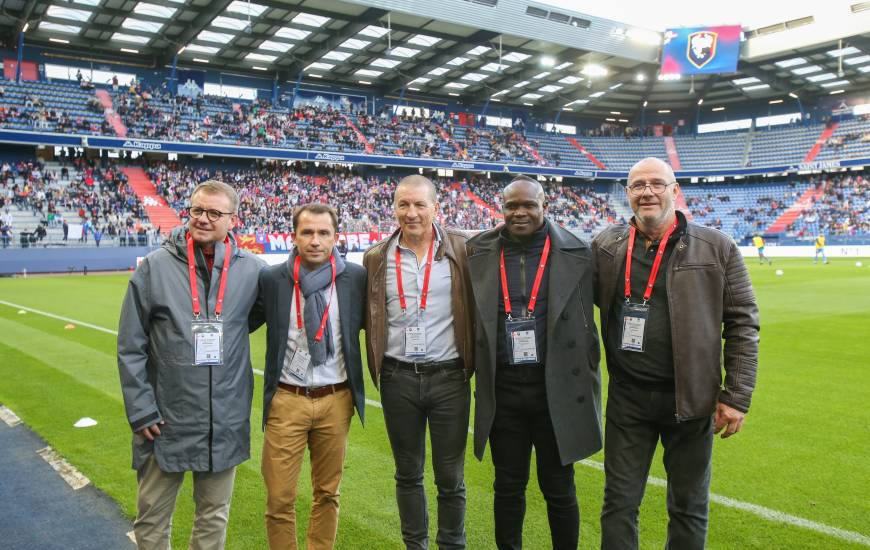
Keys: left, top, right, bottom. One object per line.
{"left": 395, "top": 224, "right": 442, "bottom": 253}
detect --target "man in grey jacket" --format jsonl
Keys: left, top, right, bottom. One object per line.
{"left": 118, "top": 180, "right": 263, "bottom": 550}
{"left": 593, "top": 158, "right": 759, "bottom": 550}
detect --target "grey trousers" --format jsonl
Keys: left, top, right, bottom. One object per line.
{"left": 133, "top": 454, "right": 237, "bottom": 550}
{"left": 600, "top": 380, "right": 713, "bottom": 550}
{"left": 379, "top": 363, "right": 471, "bottom": 550}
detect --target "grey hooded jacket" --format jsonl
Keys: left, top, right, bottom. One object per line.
{"left": 118, "top": 226, "right": 263, "bottom": 473}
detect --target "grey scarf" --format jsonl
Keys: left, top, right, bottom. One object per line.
{"left": 291, "top": 249, "right": 346, "bottom": 365}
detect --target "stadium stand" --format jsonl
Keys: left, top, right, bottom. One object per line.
{"left": 4, "top": 77, "right": 869, "bottom": 173}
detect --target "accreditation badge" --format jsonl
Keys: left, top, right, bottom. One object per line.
{"left": 505, "top": 317, "right": 538, "bottom": 365}
{"left": 191, "top": 320, "right": 223, "bottom": 366}
{"left": 619, "top": 302, "right": 649, "bottom": 352}
{"left": 286, "top": 347, "right": 311, "bottom": 381}
{"left": 404, "top": 326, "right": 427, "bottom": 357}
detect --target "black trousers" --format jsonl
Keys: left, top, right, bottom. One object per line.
{"left": 600, "top": 379, "right": 713, "bottom": 550}
{"left": 489, "top": 364, "right": 579, "bottom": 550}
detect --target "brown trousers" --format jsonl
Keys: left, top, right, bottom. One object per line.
{"left": 262, "top": 386, "right": 354, "bottom": 549}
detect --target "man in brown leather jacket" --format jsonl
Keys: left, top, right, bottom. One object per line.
{"left": 363, "top": 175, "right": 474, "bottom": 549}
{"left": 593, "top": 157, "right": 759, "bottom": 550}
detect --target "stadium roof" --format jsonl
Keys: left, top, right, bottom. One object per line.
{"left": 2, "top": 0, "right": 870, "bottom": 119}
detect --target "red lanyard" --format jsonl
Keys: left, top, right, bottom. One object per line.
{"left": 499, "top": 235, "right": 551, "bottom": 319}
{"left": 292, "top": 254, "right": 336, "bottom": 343}
{"left": 624, "top": 219, "right": 678, "bottom": 303}
{"left": 186, "top": 233, "right": 231, "bottom": 319}
{"left": 394, "top": 228, "right": 436, "bottom": 312}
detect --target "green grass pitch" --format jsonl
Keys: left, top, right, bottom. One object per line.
{"left": 1, "top": 258, "right": 868, "bottom": 549}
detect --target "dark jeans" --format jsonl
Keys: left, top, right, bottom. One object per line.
{"left": 600, "top": 380, "right": 713, "bottom": 550}
{"left": 490, "top": 364, "right": 579, "bottom": 550}
{"left": 380, "top": 362, "right": 471, "bottom": 550}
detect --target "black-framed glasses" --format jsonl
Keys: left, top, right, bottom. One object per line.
{"left": 626, "top": 182, "right": 675, "bottom": 195}
{"left": 189, "top": 206, "right": 235, "bottom": 222}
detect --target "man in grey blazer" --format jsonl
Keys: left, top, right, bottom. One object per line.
{"left": 466, "top": 176, "right": 602, "bottom": 550}
{"left": 251, "top": 203, "right": 367, "bottom": 550}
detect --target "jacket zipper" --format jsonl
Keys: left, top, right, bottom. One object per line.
{"left": 520, "top": 250, "right": 527, "bottom": 317}
{"left": 669, "top": 239, "right": 685, "bottom": 422}
{"left": 199, "top": 247, "right": 215, "bottom": 471}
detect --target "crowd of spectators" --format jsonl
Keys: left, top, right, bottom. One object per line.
{"left": 1, "top": 157, "right": 157, "bottom": 247}
{"left": 790, "top": 174, "right": 869, "bottom": 236}
{"left": 145, "top": 160, "right": 619, "bottom": 234}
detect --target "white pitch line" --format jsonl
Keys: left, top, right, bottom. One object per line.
{"left": 0, "top": 300, "right": 118, "bottom": 335}
{"left": 4, "top": 300, "right": 869, "bottom": 546}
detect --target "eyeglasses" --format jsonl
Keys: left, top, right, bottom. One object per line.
{"left": 189, "top": 206, "right": 234, "bottom": 222}
{"left": 626, "top": 182, "right": 675, "bottom": 195}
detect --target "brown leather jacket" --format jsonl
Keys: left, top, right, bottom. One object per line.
{"left": 363, "top": 223, "right": 475, "bottom": 386}
{"left": 592, "top": 213, "right": 760, "bottom": 419}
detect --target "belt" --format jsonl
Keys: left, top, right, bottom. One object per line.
{"left": 382, "top": 356, "right": 463, "bottom": 375}
{"left": 277, "top": 381, "right": 349, "bottom": 398}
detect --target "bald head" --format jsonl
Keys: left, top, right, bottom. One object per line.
{"left": 626, "top": 157, "right": 680, "bottom": 236}
{"left": 503, "top": 176, "right": 545, "bottom": 203}
{"left": 628, "top": 157, "right": 675, "bottom": 184}
{"left": 502, "top": 176, "right": 547, "bottom": 239}
{"left": 395, "top": 175, "right": 438, "bottom": 205}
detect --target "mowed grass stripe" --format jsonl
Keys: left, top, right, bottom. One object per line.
{"left": 2, "top": 261, "right": 869, "bottom": 548}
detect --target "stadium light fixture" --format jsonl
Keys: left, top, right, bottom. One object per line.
{"left": 827, "top": 46, "right": 860, "bottom": 57}
{"left": 788, "top": 92, "right": 798, "bottom": 99}
{"left": 769, "top": 99, "right": 783, "bottom": 104}
{"left": 697, "top": 98, "right": 703, "bottom": 105}
{"left": 605, "top": 117, "right": 616, "bottom": 121}
{"left": 22, "top": 22, "right": 29, "bottom": 33}
{"left": 358, "top": 80, "right": 372, "bottom": 85}
{"left": 636, "top": 73, "right": 645, "bottom": 82}
{"left": 657, "top": 109, "right": 671, "bottom": 113}
{"left": 541, "top": 56, "right": 556, "bottom": 67}
{"left": 711, "top": 106, "right": 725, "bottom": 111}
{"left": 618, "top": 118, "right": 629, "bottom": 122}
{"left": 50, "top": 38, "right": 70, "bottom": 44}
{"left": 121, "top": 48, "right": 139, "bottom": 54}
{"left": 844, "top": 55, "right": 870, "bottom": 65}
{"left": 828, "top": 89, "right": 845, "bottom": 94}
{"left": 775, "top": 57, "right": 806, "bottom": 68}
{"left": 193, "top": 58, "right": 209, "bottom": 63}
{"left": 449, "top": 93, "right": 460, "bottom": 97}
{"left": 643, "top": 100, "right": 648, "bottom": 107}
{"left": 610, "top": 111, "right": 621, "bottom": 115}
{"left": 792, "top": 65, "right": 822, "bottom": 75}
{"left": 523, "top": 102, "right": 534, "bottom": 106}
{"left": 252, "top": 66, "right": 268, "bottom": 71}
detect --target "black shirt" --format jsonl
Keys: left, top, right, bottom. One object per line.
{"left": 496, "top": 220, "right": 550, "bottom": 367}
{"left": 606, "top": 215, "right": 687, "bottom": 390}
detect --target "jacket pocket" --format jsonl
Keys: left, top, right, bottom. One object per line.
{"left": 675, "top": 262, "right": 718, "bottom": 271}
